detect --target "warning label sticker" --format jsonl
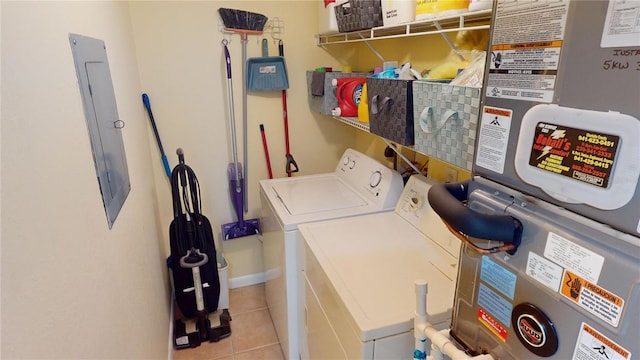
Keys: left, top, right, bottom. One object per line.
{"left": 487, "top": 0, "right": 570, "bottom": 102}
{"left": 478, "top": 308, "right": 508, "bottom": 343}
{"left": 529, "top": 122, "right": 620, "bottom": 189}
{"left": 487, "top": 42, "right": 561, "bottom": 102}
{"left": 572, "top": 322, "right": 631, "bottom": 360}
{"left": 475, "top": 106, "right": 512, "bottom": 174}
{"left": 491, "top": 41, "right": 563, "bottom": 71}
{"left": 560, "top": 270, "right": 624, "bottom": 327}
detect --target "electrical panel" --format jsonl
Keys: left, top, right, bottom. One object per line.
{"left": 70, "top": 33, "right": 130, "bottom": 229}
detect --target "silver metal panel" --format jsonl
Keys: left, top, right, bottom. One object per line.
{"left": 70, "top": 33, "right": 130, "bottom": 228}
{"left": 474, "top": 0, "right": 640, "bottom": 236}
{"left": 450, "top": 178, "right": 640, "bottom": 359}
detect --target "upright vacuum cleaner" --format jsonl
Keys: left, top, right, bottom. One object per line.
{"left": 169, "top": 148, "right": 231, "bottom": 349}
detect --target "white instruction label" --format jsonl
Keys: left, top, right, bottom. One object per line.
{"left": 475, "top": 106, "right": 512, "bottom": 174}
{"left": 544, "top": 232, "right": 604, "bottom": 283}
{"left": 572, "top": 323, "right": 631, "bottom": 360}
{"left": 601, "top": 0, "right": 640, "bottom": 48}
{"left": 526, "top": 251, "right": 563, "bottom": 292}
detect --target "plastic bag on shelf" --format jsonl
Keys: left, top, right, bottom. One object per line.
{"left": 450, "top": 50, "right": 486, "bottom": 87}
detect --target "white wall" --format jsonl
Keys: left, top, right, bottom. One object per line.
{"left": 128, "top": 1, "right": 355, "bottom": 282}
{"left": 1, "top": 2, "right": 169, "bottom": 358}
{"left": 1, "top": 0, "right": 359, "bottom": 358}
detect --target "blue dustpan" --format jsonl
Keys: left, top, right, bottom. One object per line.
{"left": 247, "top": 39, "right": 289, "bottom": 92}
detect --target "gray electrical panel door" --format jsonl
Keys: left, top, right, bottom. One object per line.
{"left": 70, "top": 33, "right": 130, "bottom": 229}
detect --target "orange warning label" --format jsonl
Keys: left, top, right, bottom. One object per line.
{"left": 483, "top": 107, "right": 512, "bottom": 117}
{"left": 573, "top": 323, "right": 631, "bottom": 360}
{"left": 560, "top": 270, "right": 624, "bottom": 327}
{"left": 478, "top": 308, "right": 508, "bottom": 342}
{"left": 492, "top": 40, "right": 563, "bottom": 51}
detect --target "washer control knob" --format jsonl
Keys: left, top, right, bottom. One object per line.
{"left": 342, "top": 156, "right": 350, "bottom": 166}
{"left": 409, "top": 194, "right": 423, "bottom": 211}
{"left": 349, "top": 160, "right": 356, "bottom": 169}
{"left": 370, "top": 171, "right": 382, "bottom": 188}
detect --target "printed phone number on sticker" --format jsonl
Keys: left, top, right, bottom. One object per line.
{"left": 577, "top": 134, "right": 616, "bottom": 147}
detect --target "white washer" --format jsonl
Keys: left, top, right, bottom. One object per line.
{"left": 299, "top": 175, "right": 461, "bottom": 360}
{"left": 259, "top": 148, "right": 404, "bottom": 360}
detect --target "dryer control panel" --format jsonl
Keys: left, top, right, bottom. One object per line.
{"left": 395, "top": 175, "right": 461, "bottom": 280}
{"left": 335, "top": 148, "right": 404, "bottom": 210}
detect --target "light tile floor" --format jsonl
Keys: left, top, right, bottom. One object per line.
{"left": 173, "top": 283, "right": 284, "bottom": 360}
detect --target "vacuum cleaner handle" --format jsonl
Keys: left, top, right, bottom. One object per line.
{"left": 175, "top": 148, "right": 203, "bottom": 217}
{"left": 176, "top": 147, "right": 185, "bottom": 163}
{"left": 180, "top": 250, "right": 208, "bottom": 268}
{"left": 176, "top": 148, "right": 187, "bottom": 186}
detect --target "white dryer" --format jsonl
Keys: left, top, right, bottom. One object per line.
{"left": 259, "top": 148, "right": 404, "bottom": 360}
{"left": 299, "top": 175, "right": 460, "bottom": 360}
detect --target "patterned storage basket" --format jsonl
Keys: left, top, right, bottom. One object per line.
{"left": 306, "top": 71, "right": 371, "bottom": 115}
{"left": 367, "top": 77, "right": 414, "bottom": 145}
{"left": 412, "top": 81, "right": 481, "bottom": 171}
{"left": 334, "top": 0, "right": 383, "bottom": 32}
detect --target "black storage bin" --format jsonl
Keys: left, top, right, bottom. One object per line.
{"left": 367, "top": 77, "right": 414, "bottom": 145}
{"left": 335, "top": 0, "right": 383, "bottom": 32}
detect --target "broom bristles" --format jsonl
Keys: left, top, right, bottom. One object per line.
{"left": 218, "top": 8, "right": 268, "bottom": 31}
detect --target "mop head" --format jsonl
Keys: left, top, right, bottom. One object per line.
{"left": 222, "top": 163, "right": 261, "bottom": 240}
{"left": 218, "top": 8, "right": 268, "bottom": 31}
{"left": 222, "top": 219, "right": 260, "bottom": 240}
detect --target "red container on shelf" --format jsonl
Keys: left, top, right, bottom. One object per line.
{"left": 331, "top": 77, "right": 367, "bottom": 117}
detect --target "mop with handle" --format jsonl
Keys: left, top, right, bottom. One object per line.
{"left": 219, "top": 29, "right": 262, "bottom": 240}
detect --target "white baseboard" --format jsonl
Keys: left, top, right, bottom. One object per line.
{"left": 167, "top": 295, "right": 174, "bottom": 360}
{"left": 229, "top": 272, "right": 266, "bottom": 289}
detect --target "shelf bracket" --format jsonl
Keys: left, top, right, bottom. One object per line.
{"left": 433, "top": 20, "right": 465, "bottom": 61}
{"left": 382, "top": 138, "right": 423, "bottom": 175}
{"left": 358, "top": 33, "right": 386, "bottom": 62}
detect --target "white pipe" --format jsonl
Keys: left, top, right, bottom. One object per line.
{"left": 414, "top": 280, "right": 495, "bottom": 360}
{"left": 427, "top": 339, "right": 444, "bottom": 360}
{"left": 414, "top": 280, "right": 428, "bottom": 360}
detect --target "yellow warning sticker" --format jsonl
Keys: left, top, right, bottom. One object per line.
{"left": 560, "top": 270, "right": 624, "bottom": 327}
{"left": 572, "top": 322, "right": 631, "bottom": 360}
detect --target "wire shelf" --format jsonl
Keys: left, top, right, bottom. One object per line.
{"left": 316, "top": 9, "right": 492, "bottom": 45}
